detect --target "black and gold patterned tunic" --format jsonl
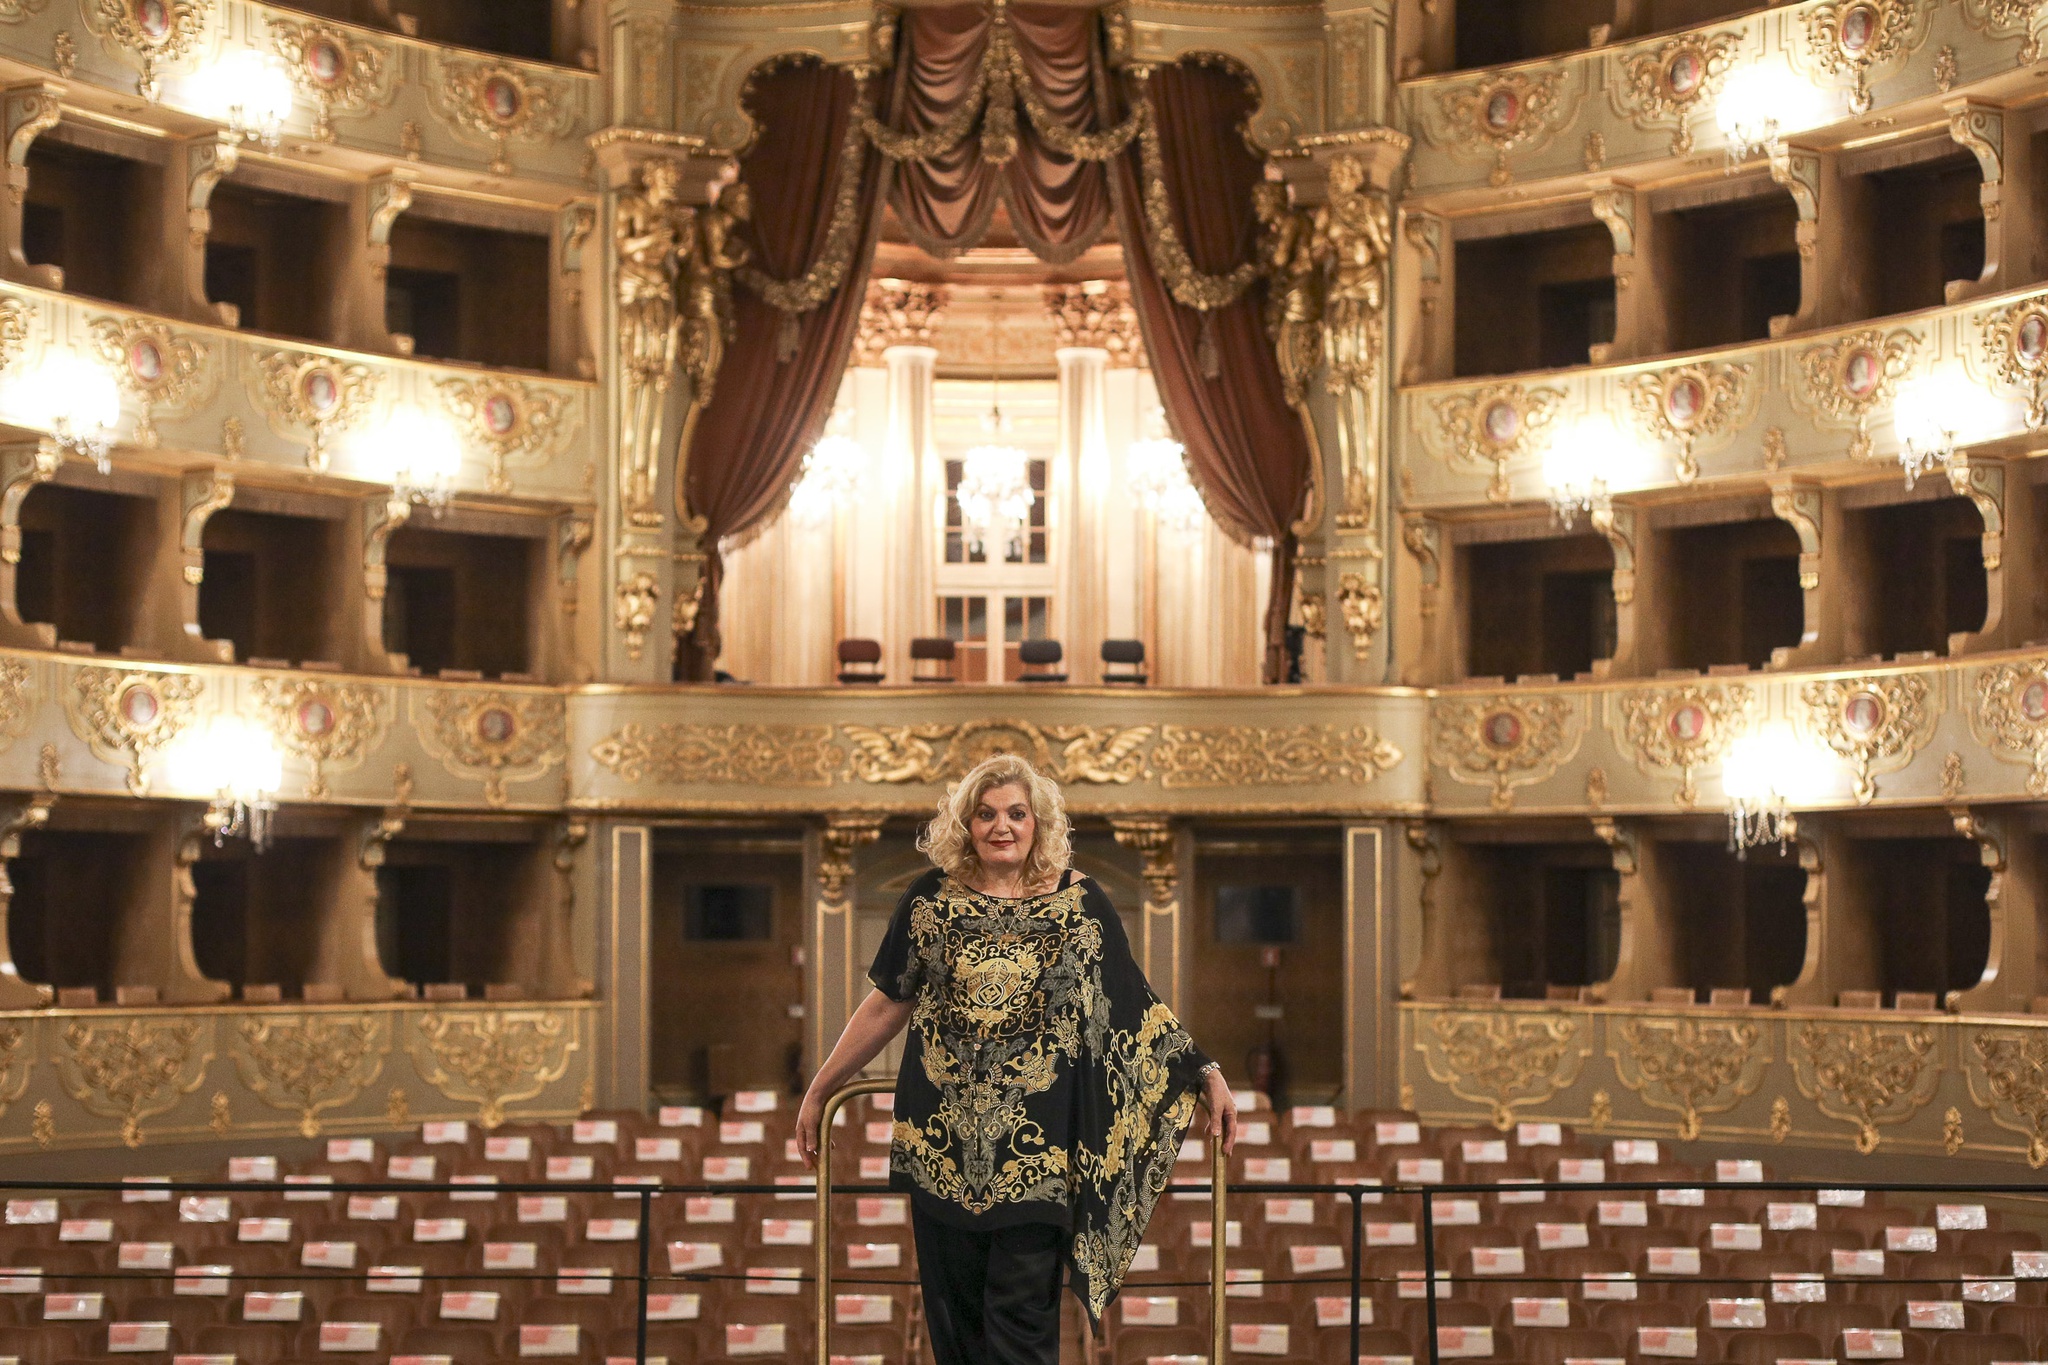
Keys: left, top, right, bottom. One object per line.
{"left": 868, "top": 867, "right": 1213, "bottom": 1320}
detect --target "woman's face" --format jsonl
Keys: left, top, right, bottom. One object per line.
{"left": 970, "top": 781, "right": 1036, "bottom": 875}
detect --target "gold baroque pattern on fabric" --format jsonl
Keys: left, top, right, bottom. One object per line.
{"left": 1609, "top": 1014, "right": 1771, "bottom": 1142}
{"left": 1415, "top": 1009, "right": 1589, "bottom": 1130}
{"left": 229, "top": 1013, "right": 391, "bottom": 1139}
{"left": 588, "top": 721, "right": 840, "bottom": 787}
{"left": 1151, "top": 724, "right": 1402, "bottom": 788}
{"left": 408, "top": 1009, "right": 577, "bottom": 1129}
{"left": 1964, "top": 1028, "right": 2048, "bottom": 1168}
{"left": 52, "top": 1015, "right": 216, "bottom": 1148}
{"left": 1790, "top": 1019, "right": 1941, "bottom": 1154}
{"left": 841, "top": 720, "right": 1152, "bottom": 786}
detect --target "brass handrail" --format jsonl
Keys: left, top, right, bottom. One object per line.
{"left": 815, "top": 1076, "right": 899, "bottom": 1365}
{"left": 814, "top": 1078, "right": 1232, "bottom": 1365}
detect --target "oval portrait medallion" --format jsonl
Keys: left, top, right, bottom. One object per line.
{"left": 1482, "top": 401, "right": 1521, "bottom": 446}
{"left": 296, "top": 696, "right": 336, "bottom": 740}
{"left": 1481, "top": 709, "right": 1524, "bottom": 750}
{"left": 301, "top": 367, "right": 339, "bottom": 416}
{"left": 1666, "top": 703, "right": 1708, "bottom": 746}
{"left": 117, "top": 682, "right": 160, "bottom": 731}
{"left": 2021, "top": 676, "right": 2048, "bottom": 725}
{"left": 475, "top": 705, "right": 517, "bottom": 747}
{"left": 1664, "top": 375, "right": 1706, "bottom": 428}
{"left": 308, "top": 38, "right": 345, "bottom": 87}
{"left": 134, "top": 0, "right": 170, "bottom": 42}
{"left": 2017, "top": 313, "right": 2047, "bottom": 370}
{"left": 1840, "top": 690, "right": 1886, "bottom": 737}
{"left": 1484, "top": 89, "right": 1520, "bottom": 133}
{"left": 1839, "top": 3, "right": 1877, "bottom": 55}
{"left": 1841, "top": 347, "right": 1882, "bottom": 399}
{"left": 1665, "top": 50, "right": 1703, "bottom": 99}
{"left": 483, "top": 75, "right": 522, "bottom": 124}
{"left": 128, "top": 339, "right": 163, "bottom": 385}
{"left": 483, "top": 393, "right": 517, "bottom": 436}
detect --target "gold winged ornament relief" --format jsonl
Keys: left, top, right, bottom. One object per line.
{"left": 248, "top": 676, "right": 388, "bottom": 799}
{"left": 268, "top": 16, "right": 391, "bottom": 141}
{"left": 436, "top": 377, "right": 569, "bottom": 496}
{"left": 67, "top": 667, "right": 202, "bottom": 795}
{"left": 1435, "top": 69, "right": 1571, "bottom": 188}
{"left": 88, "top": 317, "right": 209, "bottom": 449}
{"left": 1431, "top": 383, "right": 1565, "bottom": 503}
{"left": 1795, "top": 328, "right": 1917, "bottom": 462}
{"left": 1152, "top": 724, "right": 1403, "bottom": 787}
{"left": 589, "top": 722, "right": 840, "bottom": 786}
{"left": 1977, "top": 298, "right": 2048, "bottom": 432}
{"left": 841, "top": 721, "right": 1152, "bottom": 786}
{"left": 413, "top": 689, "right": 566, "bottom": 807}
{"left": 1623, "top": 361, "right": 1752, "bottom": 484}
{"left": 1804, "top": 0, "right": 1931, "bottom": 114}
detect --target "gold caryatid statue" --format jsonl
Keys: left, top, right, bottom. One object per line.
{"left": 1253, "top": 181, "right": 1323, "bottom": 410}
{"left": 1312, "top": 154, "right": 1393, "bottom": 537}
{"left": 679, "top": 181, "right": 752, "bottom": 411}
{"left": 615, "top": 158, "right": 694, "bottom": 527}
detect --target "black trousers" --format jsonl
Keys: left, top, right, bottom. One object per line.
{"left": 911, "top": 1207, "right": 1066, "bottom": 1365}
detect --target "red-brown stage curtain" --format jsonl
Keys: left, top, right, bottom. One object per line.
{"left": 679, "top": 59, "right": 887, "bottom": 680}
{"left": 888, "top": 3, "right": 1112, "bottom": 263}
{"left": 1107, "top": 61, "right": 1312, "bottom": 684}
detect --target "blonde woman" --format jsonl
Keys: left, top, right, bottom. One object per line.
{"left": 796, "top": 753, "right": 1236, "bottom": 1365}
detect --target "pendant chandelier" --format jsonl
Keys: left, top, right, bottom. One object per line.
{"left": 956, "top": 294, "right": 1033, "bottom": 559}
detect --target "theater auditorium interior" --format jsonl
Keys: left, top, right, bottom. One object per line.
{"left": 5, "top": 0, "right": 2048, "bottom": 1362}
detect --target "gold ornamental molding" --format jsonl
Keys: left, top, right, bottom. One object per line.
{"left": 66, "top": 666, "right": 201, "bottom": 795}
{"left": 429, "top": 53, "right": 578, "bottom": 176}
{"left": 1152, "top": 723, "right": 1402, "bottom": 788}
{"left": 82, "top": 0, "right": 212, "bottom": 100}
{"left": 1609, "top": 1014, "right": 1771, "bottom": 1141}
{"left": 589, "top": 722, "right": 840, "bottom": 787}
{"left": 1802, "top": 0, "right": 1934, "bottom": 114}
{"left": 408, "top": 1008, "right": 578, "bottom": 1129}
{"left": 1610, "top": 682, "right": 1755, "bottom": 809}
{"left": 87, "top": 316, "right": 211, "bottom": 449}
{"left": 1430, "top": 68, "right": 1576, "bottom": 188}
{"left": 52, "top": 1014, "right": 215, "bottom": 1148}
{"left": 411, "top": 688, "right": 566, "bottom": 808}
{"left": 1975, "top": 296, "right": 2048, "bottom": 431}
{"left": 228, "top": 1012, "right": 391, "bottom": 1139}
{"left": 247, "top": 676, "right": 390, "bottom": 800}
{"left": 0, "top": 301, "right": 29, "bottom": 375}
{"left": 434, "top": 376, "right": 570, "bottom": 496}
{"left": 266, "top": 15, "right": 393, "bottom": 142}
{"left": 1964, "top": 1028, "right": 2048, "bottom": 1168}
{"left": 1956, "top": 0, "right": 2047, "bottom": 61}
{"left": 0, "top": 1017, "right": 34, "bottom": 1120}
{"left": 248, "top": 350, "right": 379, "bottom": 473}
{"left": 0, "top": 657, "right": 34, "bottom": 753}
{"left": 1431, "top": 693, "right": 1583, "bottom": 810}
{"left": 1969, "top": 657, "right": 2048, "bottom": 795}
{"left": 1793, "top": 326, "right": 1919, "bottom": 462}
{"left": 1610, "top": 27, "right": 1742, "bottom": 156}
{"left": 1429, "top": 382, "right": 1565, "bottom": 503}
{"left": 1798, "top": 672, "right": 1939, "bottom": 804}
{"left": 1621, "top": 360, "right": 1754, "bottom": 484}
{"left": 842, "top": 720, "right": 1153, "bottom": 786}
{"left": 1415, "top": 1009, "right": 1590, "bottom": 1130}
{"left": 1790, "top": 1017, "right": 1942, "bottom": 1154}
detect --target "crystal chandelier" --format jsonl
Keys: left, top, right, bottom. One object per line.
{"left": 1890, "top": 369, "right": 1989, "bottom": 491}
{"left": 1126, "top": 434, "right": 1205, "bottom": 533}
{"left": 380, "top": 407, "right": 464, "bottom": 514}
{"left": 1721, "top": 721, "right": 1816, "bottom": 856}
{"left": 1713, "top": 64, "right": 1826, "bottom": 168}
{"left": 788, "top": 433, "right": 865, "bottom": 524}
{"left": 12, "top": 351, "right": 120, "bottom": 473}
{"left": 1541, "top": 416, "right": 1628, "bottom": 529}
{"left": 171, "top": 716, "right": 284, "bottom": 853}
{"left": 958, "top": 295, "right": 1033, "bottom": 558}
{"left": 196, "top": 50, "right": 296, "bottom": 150}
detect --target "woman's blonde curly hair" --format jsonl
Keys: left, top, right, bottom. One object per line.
{"left": 918, "top": 754, "right": 1072, "bottom": 891}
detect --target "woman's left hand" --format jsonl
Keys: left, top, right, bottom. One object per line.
{"left": 1200, "top": 1068, "right": 1238, "bottom": 1155}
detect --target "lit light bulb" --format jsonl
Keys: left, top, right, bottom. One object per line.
{"left": 168, "top": 715, "right": 284, "bottom": 851}
{"left": 788, "top": 434, "right": 865, "bottom": 524}
{"left": 1890, "top": 368, "right": 2012, "bottom": 490}
{"left": 1541, "top": 415, "right": 1638, "bottom": 527}
{"left": 194, "top": 50, "right": 296, "bottom": 150}
{"left": 377, "top": 406, "right": 465, "bottom": 513}
{"left": 1714, "top": 64, "right": 1829, "bottom": 167}
{"left": 6, "top": 351, "right": 121, "bottom": 473}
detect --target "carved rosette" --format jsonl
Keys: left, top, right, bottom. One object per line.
{"left": 435, "top": 376, "right": 568, "bottom": 494}
{"left": 408, "top": 1008, "right": 578, "bottom": 1129}
{"left": 1611, "top": 682, "right": 1755, "bottom": 808}
{"left": 1798, "top": 673, "right": 1937, "bottom": 804}
{"left": 1622, "top": 360, "right": 1753, "bottom": 483}
{"left": 589, "top": 722, "right": 840, "bottom": 786}
{"left": 1609, "top": 1014, "right": 1771, "bottom": 1141}
{"left": 1790, "top": 1018, "right": 1941, "bottom": 1154}
{"left": 1415, "top": 1008, "right": 1590, "bottom": 1130}
{"left": 1794, "top": 330, "right": 1918, "bottom": 462}
{"left": 1804, "top": 0, "right": 1932, "bottom": 114}
{"left": 1431, "top": 693, "right": 1583, "bottom": 810}
{"left": 413, "top": 689, "right": 566, "bottom": 807}
{"left": 1970, "top": 657, "right": 2048, "bottom": 796}
{"left": 1611, "top": 28, "right": 1741, "bottom": 154}
{"left": 1964, "top": 1028, "right": 2048, "bottom": 1167}
{"left": 66, "top": 667, "right": 203, "bottom": 795}
{"left": 1429, "top": 382, "right": 1565, "bottom": 502}
{"left": 229, "top": 1013, "right": 390, "bottom": 1138}
{"left": 429, "top": 54, "right": 577, "bottom": 175}
{"left": 87, "top": 316, "right": 210, "bottom": 449}
{"left": 1976, "top": 297, "right": 2048, "bottom": 431}
{"left": 247, "top": 676, "right": 389, "bottom": 799}
{"left": 841, "top": 720, "right": 1154, "bottom": 786}
{"left": 1153, "top": 724, "right": 1402, "bottom": 788}
{"left": 82, "top": 0, "right": 213, "bottom": 100}
{"left": 1432, "top": 69, "right": 1573, "bottom": 187}
{"left": 268, "top": 16, "right": 392, "bottom": 141}
{"left": 1043, "top": 283, "right": 1145, "bottom": 368}
{"left": 249, "top": 351, "right": 378, "bottom": 472}
{"left": 52, "top": 1015, "right": 215, "bottom": 1148}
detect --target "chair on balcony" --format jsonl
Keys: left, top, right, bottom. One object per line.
{"left": 1101, "top": 639, "right": 1148, "bottom": 685}
{"left": 1018, "top": 639, "right": 1067, "bottom": 683}
{"left": 836, "top": 639, "right": 885, "bottom": 684}
{"left": 910, "top": 638, "right": 957, "bottom": 682}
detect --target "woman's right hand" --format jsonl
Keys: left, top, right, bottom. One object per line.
{"left": 794, "top": 1088, "right": 826, "bottom": 1172}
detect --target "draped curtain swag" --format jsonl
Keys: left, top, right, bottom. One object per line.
{"left": 686, "top": 6, "right": 1310, "bottom": 685}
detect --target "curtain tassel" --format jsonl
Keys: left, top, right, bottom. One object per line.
{"left": 774, "top": 311, "right": 802, "bottom": 363}
{"left": 1197, "top": 312, "right": 1221, "bottom": 380}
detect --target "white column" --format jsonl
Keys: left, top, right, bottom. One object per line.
{"left": 880, "top": 345, "right": 938, "bottom": 684}
{"left": 1055, "top": 347, "right": 1110, "bottom": 683}
{"left": 1101, "top": 369, "right": 1148, "bottom": 647}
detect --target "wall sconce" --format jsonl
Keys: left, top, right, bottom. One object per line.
{"left": 1541, "top": 415, "right": 1635, "bottom": 528}
{"left": 1714, "top": 64, "right": 1828, "bottom": 167}
{"left": 8, "top": 351, "right": 121, "bottom": 473}
{"left": 169, "top": 716, "right": 284, "bottom": 852}
{"left": 787, "top": 433, "right": 865, "bottom": 525}
{"left": 1721, "top": 719, "right": 1830, "bottom": 856}
{"left": 1126, "top": 435, "right": 1205, "bottom": 533}
{"left": 376, "top": 406, "right": 464, "bottom": 513}
{"left": 194, "top": 50, "right": 296, "bottom": 150}
{"left": 1891, "top": 367, "right": 2011, "bottom": 490}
